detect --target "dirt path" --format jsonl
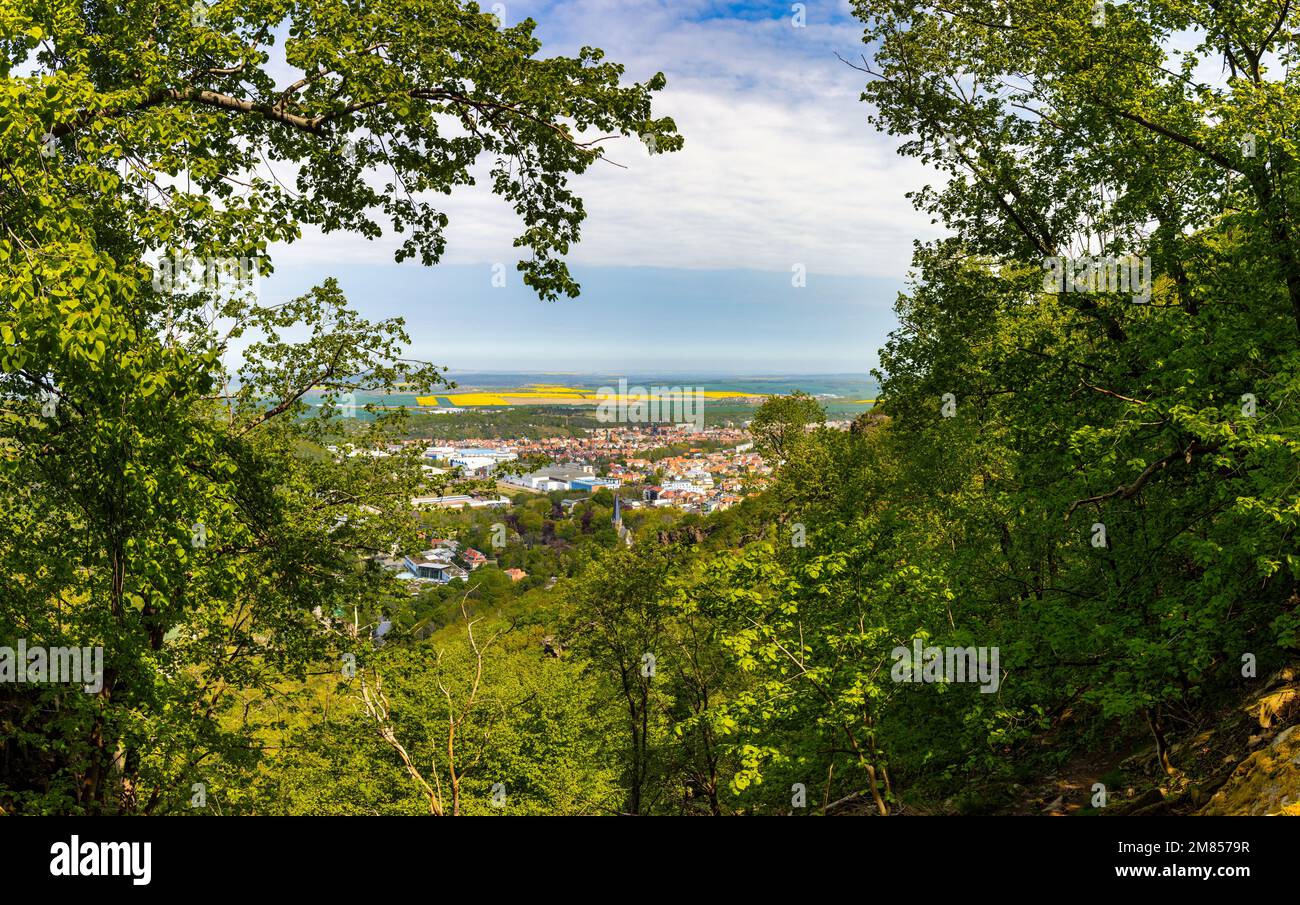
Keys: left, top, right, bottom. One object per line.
{"left": 1007, "top": 747, "right": 1132, "bottom": 815}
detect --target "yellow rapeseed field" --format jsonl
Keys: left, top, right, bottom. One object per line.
{"left": 414, "top": 385, "right": 771, "bottom": 407}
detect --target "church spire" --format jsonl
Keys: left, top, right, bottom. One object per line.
{"left": 612, "top": 494, "right": 632, "bottom": 546}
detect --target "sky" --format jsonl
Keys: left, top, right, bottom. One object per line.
{"left": 259, "top": 0, "right": 942, "bottom": 374}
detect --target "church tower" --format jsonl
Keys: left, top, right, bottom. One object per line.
{"left": 612, "top": 494, "right": 633, "bottom": 546}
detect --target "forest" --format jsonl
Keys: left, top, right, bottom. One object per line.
{"left": 1, "top": 0, "right": 1299, "bottom": 816}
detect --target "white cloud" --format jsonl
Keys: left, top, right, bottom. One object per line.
{"left": 269, "top": 0, "right": 941, "bottom": 280}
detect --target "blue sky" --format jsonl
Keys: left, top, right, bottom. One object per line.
{"left": 259, "top": 0, "right": 939, "bottom": 374}
{"left": 260, "top": 261, "right": 903, "bottom": 373}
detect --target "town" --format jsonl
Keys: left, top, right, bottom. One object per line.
{"left": 333, "top": 421, "right": 779, "bottom": 588}
{"left": 427, "top": 424, "right": 768, "bottom": 508}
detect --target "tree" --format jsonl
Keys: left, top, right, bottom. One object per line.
{"left": 748, "top": 391, "right": 824, "bottom": 463}
{"left": 563, "top": 545, "right": 675, "bottom": 814}
{"left": 846, "top": 0, "right": 1300, "bottom": 775}
{"left": 0, "top": 0, "right": 678, "bottom": 813}
{"left": 251, "top": 611, "right": 621, "bottom": 815}
{"left": 564, "top": 542, "right": 750, "bottom": 815}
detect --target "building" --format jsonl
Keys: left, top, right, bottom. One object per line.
{"left": 504, "top": 568, "right": 528, "bottom": 583}
{"left": 411, "top": 494, "right": 510, "bottom": 509}
{"left": 504, "top": 464, "right": 594, "bottom": 492}
{"left": 613, "top": 495, "right": 633, "bottom": 547}
{"left": 449, "top": 455, "right": 506, "bottom": 475}
{"left": 424, "top": 446, "right": 518, "bottom": 476}
{"left": 570, "top": 476, "right": 622, "bottom": 492}
{"left": 373, "top": 555, "right": 408, "bottom": 573}
{"left": 402, "top": 550, "right": 469, "bottom": 583}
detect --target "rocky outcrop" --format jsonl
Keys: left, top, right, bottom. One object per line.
{"left": 1198, "top": 725, "right": 1300, "bottom": 815}
{"left": 1193, "top": 666, "right": 1300, "bottom": 816}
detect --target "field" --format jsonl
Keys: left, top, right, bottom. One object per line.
{"left": 301, "top": 374, "right": 880, "bottom": 422}
{"left": 415, "top": 384, "right": 772, "bottom": 407}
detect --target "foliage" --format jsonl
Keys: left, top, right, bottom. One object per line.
{"left": 0, "top": 0, "right": 676, "bottom": 813}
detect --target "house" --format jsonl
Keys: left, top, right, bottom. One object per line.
{"left": 402, "top": 550, "right": 469, "bottom": 583}
{"left": 504, "top": 568, "right": 528, "bottom": 583}
{"left": 461, "top": 548, "right": 487, "bottom": 570}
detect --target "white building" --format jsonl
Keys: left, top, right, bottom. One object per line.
{"left": 402, "top": 551, "right": 469, "bottom": 583}
{"left": 503, "top": 464, "right": 594, "bottom": 491}
{"left": 411, "top": 494, "right": 510, "bottom": 509}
